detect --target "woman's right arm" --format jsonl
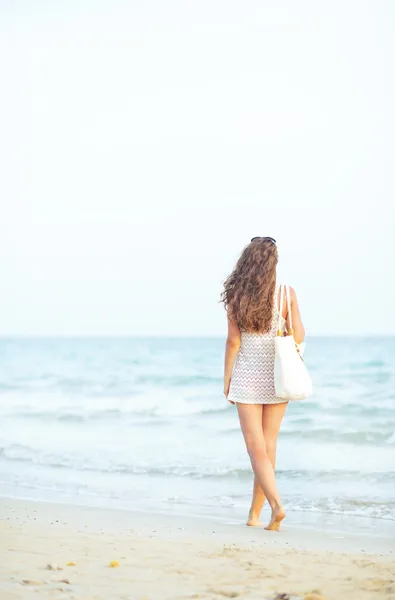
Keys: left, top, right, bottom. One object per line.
{"left": 289, "top": 287, "right": 305, "bottom": 344}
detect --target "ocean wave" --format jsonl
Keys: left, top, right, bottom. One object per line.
{"left": 0, "top": 373, "right": 222, "bottom": 395}
{"left": 0, "top": 401, "right": 233, "bottom": 422}
{"left": 280, "top": 428, "right": 395, "bottom": 445}
{"left": 162, "top": 493, "right": 395, "bottom": 522}
{"left": 1, "top": 406, "right": 394, "bottom": 445}
{"left": 135, "top": 374, "right": 221, "bottom": 386}
{"left": 1, "top": 444, "right": 395, "bottom": 483}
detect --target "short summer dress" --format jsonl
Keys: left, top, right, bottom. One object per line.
{"left": 227, "top": 284, "right": 287, "bottom": 405}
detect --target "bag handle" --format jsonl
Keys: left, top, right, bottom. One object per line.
{"left": 277, "top": 285, "right": 285, "bottom": 336}
{"left": 286, "top": 285, "right": 294, "bottom": 335}
{"left": 278, "top": 285, "right": 294, "bottom": 336}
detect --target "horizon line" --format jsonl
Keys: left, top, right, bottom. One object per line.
{"left": 0, "top": 333, "right": 394, "bottom": 339}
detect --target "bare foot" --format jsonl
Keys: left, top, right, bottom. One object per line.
{"left": 246, "top": 510, "right": 264, "bottom": 527}
{"left": 264, "top": 506, "right": 286, "bottom": 531}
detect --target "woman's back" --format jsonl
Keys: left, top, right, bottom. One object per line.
{"left": 227, "top": 284, "right": 286, "bottom": 405}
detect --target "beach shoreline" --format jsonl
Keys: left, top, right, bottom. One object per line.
{"left": 2, "top": 483, "right": 395, "bottom": 540}
{"left": 1, "top": 497, "right": 394, "bottom": 599}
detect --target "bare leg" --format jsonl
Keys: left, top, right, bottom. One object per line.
{"left": 247, "top": 403, "right": 288, "bottom": 527}
{"left": 237, "top": 404, "right": 285, "bottom": 531}
{"left": 247, "top": 477, "right": 265, "bottom": 526}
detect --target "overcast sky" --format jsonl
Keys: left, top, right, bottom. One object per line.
{"left": 0, "top": 0, "right": 394, "bottom": 336}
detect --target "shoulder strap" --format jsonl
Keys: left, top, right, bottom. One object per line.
{"left": 277, "top": 285, "right": 285, "bottom": 336}
{"left": 286, "top": 285, "right": 293, "bottom": 334}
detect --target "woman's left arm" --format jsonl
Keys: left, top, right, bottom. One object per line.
{"left": 223, "top": 313, "right": 241, "bottom": 403}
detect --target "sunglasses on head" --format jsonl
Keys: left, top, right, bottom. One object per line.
{"left": 250, "top": 236, "right": 276, "bottom": 244}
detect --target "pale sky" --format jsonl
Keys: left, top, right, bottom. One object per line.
{"left": 0, "top": 0, "right": 394, "bottom": 336}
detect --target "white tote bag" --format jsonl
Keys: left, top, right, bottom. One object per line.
{"left": 274, "top": 285, "right": 312, "bottom": 401}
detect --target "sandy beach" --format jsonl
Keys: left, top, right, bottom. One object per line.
{"left": 1, "top": 499, "right": 394, "bottom": 600}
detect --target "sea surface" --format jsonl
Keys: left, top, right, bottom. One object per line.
{"left": 0, "top": 336, "right": 394, "bottom": 536}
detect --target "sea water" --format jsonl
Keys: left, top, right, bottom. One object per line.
{"left": 0, "top": 336, "right": 394, "bottom": 535}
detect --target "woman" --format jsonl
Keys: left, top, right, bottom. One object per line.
{"left": 221, "top": 237, "right": 305, "bottom": 531}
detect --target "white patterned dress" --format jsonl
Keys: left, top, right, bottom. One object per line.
{"left": 227, "top": 285, "right": 287, "bottom": 405}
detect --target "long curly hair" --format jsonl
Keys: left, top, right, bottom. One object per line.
{"left": 221, "top": 238, "right": 278, "bottom": 333}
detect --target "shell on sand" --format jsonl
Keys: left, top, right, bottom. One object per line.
{"left": 108, "top": 560, "right": 120, "bottom": 568}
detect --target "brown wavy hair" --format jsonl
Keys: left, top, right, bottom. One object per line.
{"left": 221, "top": 238, "right": 278, "bottom": 333}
